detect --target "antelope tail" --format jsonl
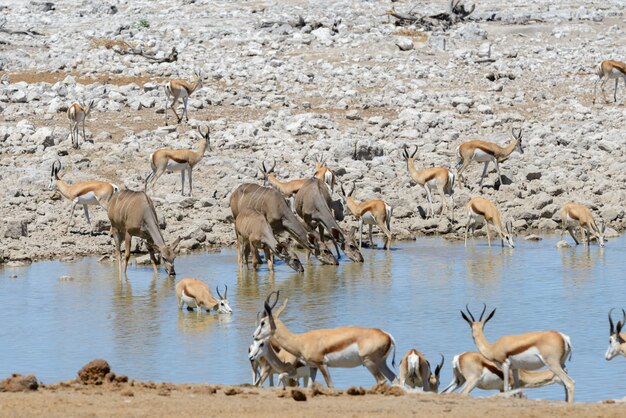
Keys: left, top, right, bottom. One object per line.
{"left": 559, "top": 332, "right": 573, "bottom": 363}
{"left": 454, "top": 145, "right": 463, "bottom": 170}
{"left": 144, "top": 171, "right": 154, "bottom": 192}
{"left": 385, "top": 203, "right": 392, "bottom": 232}
{"left": 386, "top": 332, "right": 397, "bottom": 369}
{"left": 446, "top": 171, "right": 456, "bottom": 195}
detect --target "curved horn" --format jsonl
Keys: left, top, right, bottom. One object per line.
{"left": 340, "top": 183, "right": 346, "bottom": 197}
{"left": 349, "top": 181, "right": 356, "bottom": 197}
{"left": 261, "top": 161, "right": 267, "bottom": 173}
{"left": 270, "top": 159, "right": 276, "bottom": 173}
{"left": 465, "top": 304, "right": 476, "bottom": 322}
{"left": 224, "top": 284, "right": 228, "bottom": 299}
{"left": 609, "top": 308, "right": 616, "bottom": 334}
{"left": 264, "top": 290, "right": 280, "bottom": 310}
{"left": 411, "top": 145, "right": 418, "bottom": 158}
{"left": 435, "top": 354, "right": 444, "bottom": 375}
{"left": 216, "top": 286, "right": 223, "bottom": 299}
{"left": 478, "top": 303, "right": 487, "bottom": 321}
{"left": 402, "top": 145, "right": 409, "bottom": 159}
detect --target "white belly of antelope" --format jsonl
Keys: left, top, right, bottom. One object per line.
{"left": 181, "top": 291, "right": 198, "bottom": 308}
{"left": 75, "top": 191, "right": 99, "bottom": 206}
{"left": 324, "top": 343, "right": 362, "bottom": 368}
{"left": 361, "top": 212, "right": 376, "bottom": 225}
{"left": 472, "top": 149, "right": 494, "bottom": 163}
{"left": 479, "top": 369, "right": 504, "bottom": 390}
{"left": 166, "top": 161, "right": 190, "bottom": 172}
{"left": 609, "top": 68, "right": 626, "bottom": 79}
{"left": 508, "top": 347, "right": 543, "bottom": 371}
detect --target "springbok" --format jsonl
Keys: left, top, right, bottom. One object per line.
{"left": 465, "top": 196, "right": 514, "bottom": 248}
{"left": 235, "top": 208, "right": 304, "bottom": 273}
{"left": 164, "top": 69, "right": 203, "bottom": 125}
{"left": 260, "top": 160, "right": 306, "bottom": 208}
{"left": 340, "top": 182, "right": 392, "bottom": 250}
{"left": 313, "top": 153, "right": 336, "bottom": 193}
{"left": 145, "top": 127, "right": 211, "bottom": 197}
{"left": 67, "top": 99, "right": 95, "bottom": 149}
{"left": 605, "top": 309, "right": 626, "bottom": 361}
{"left": 594, "top": 60, "right": 626, "bottom": 104}
{"left": 460, "top": 304, "right": 574, "bottom": 402}
{"left": 107, "top": 190, "right": 181, "bottom": 278}
{"left": 441, "top": 351, "right": 562, "bottom": 395}
{"left": 456, "top": 128, "right": 523, "bottom": 188}
{"left": 48, "top": 160, "right": 119, "bottom": 234}
{"left": 253, "top": 291, "right": 397, "bottom": 388}
{"left": 230, "top": 183, "right": 337, "bottom": 265}
{"left": 294, "top": 178, "right": 364, "bottom": 262}
{"left": 560, "top": 202, "right": 605, "bottom": 247}
{"left": 175, "top": 278, "right": 232, "bottom": 314}
{"left": 395, "top": 349, "right": 443, "bottom": 392}
{"left": 402, "top": 145, "right": 455, "bottom": 219}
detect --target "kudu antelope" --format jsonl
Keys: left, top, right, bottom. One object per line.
{"left": 340, "top": 182, "right": 392, "bottom": 250}
{"left": 67, "top": 99, "right": 95, "bottom": 148}
{"left": 395, "top": 349, "right": 443, "bottom": 392}
{"left": 465, "top": 196, "right": 514, "bottom": 248}
{"left": 560, "top": 203, "right": 606, "bottom": 247}
{"left": 313, "top": 153, "right": 336, "bottom": 193}
{"left": 294, "top": 178, "right": 363, "bottom": 262}
{"left": 145, "top": 127, "right": 211, "bottom": 197}
{"left": 235, "top": 208, "right": 304, "bottom": 273}
{"left": 456, "top": 128, "right": 524, "bottom": 188}
{"left": 260, "top": 160, "right": 306, "bottom": 207}
{"left": 164, "top": 69, "right": 203, "bottom": 125}
{"left": 605, "top": 309, "right": 626, "bottom": 361}
{"left": 48, "top": 160, "right": 119, "bottom": 234}
{"left": 108, "top": 190, "right": 181, "bottom": 278}
{"left": 402, "top": 145, "right": 455, "bottom": 219}
{"left": 460, "top": 304, "right": 574, "bottom": 402}
{"left": 441, "top": 351, "right": 562, "bottom": 395}
{"left": 175, "top": 278, "right": 232, "bottom": 314}
{"left": 254, "top": 291, "right": 397, "bottom": 388}
{"left": 594, "top": 60, "right": 626, "bottom": 104}
{"left": 230, "top": 183, "right": 337, "bottom": 265}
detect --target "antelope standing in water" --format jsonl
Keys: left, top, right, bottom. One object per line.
{"left": 67, "top": 99, "right": 95, "bottom": 148}
{"left": 402, "top": 145, "right": 455, "bottom": 219}
{"left": 605, "top": 309, "right": 626, "bottom": 361}
{"left": 441, "top": 351, "right": 562, "bottom": 395}
{"left": 560, "top": 202, "right": 605, "bottom": 247}
{"left": 594, "top": 60, "right": 626, "bottom": 104}
{"left": 164, "top": 69, "right": 203, "bottom": 125}
{"left": 465, "top": 196, "right": 514, "bottom": 248}
{"left": 175, "top": 278, "right": 232, "bottom": 314}
{"left": 340, "top": 182, "right": 392, "bottom": 250}
{"left": 145, "top": 127, "right": 211, "bottom": 197}
{"left": 456, "top": 128, "right": 523, "bottom": 188}
{"left": 395, "top": 349, "right": 443, "bottom": 392}
{"left": 460, "top": 305, "right": 574, "bottom": 402}
{"left": 48, "top": 160, "right": 119, "bottom": 234}
{"left": 108, "top": 190, "right": 181, "bottom": 278}
{"left": 254, "top": 292, "right": 397, "bottom": 388}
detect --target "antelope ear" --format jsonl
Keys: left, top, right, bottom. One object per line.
{"left": 171, "top": 237, "right": 182, "bottom": 251}
{"left": 483, "top": 308, "right": 496, "bottom": 326}
{"left": 461, "top": 310, "right": 472, "bottom": 326}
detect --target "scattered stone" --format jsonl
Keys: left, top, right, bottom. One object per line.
{"left": 223, "top": 387, "right": 242, "bottom": 396}
{"left": 0, "top": 374, "right": 39, "bottom": 392}
{"left": 78, "top": 359, "right": 111, "bottom": 385}
{"left": 346, "top": 386, "right": 366, "bottom": 396}
{"left": 556, "top": 240, "right": 572, "bottom": 249}
{"left": 524, "top": 235, "right": 542, "bottom": 241}
{"left": 395, "top": 37, "right": 414, "bottom": 51}
{"left": 291, "top": 388, "right": 307, "bottom": 401}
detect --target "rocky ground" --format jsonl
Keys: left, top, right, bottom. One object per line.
{"left": 1, "top": 0, "right": 625, "bottom": 263}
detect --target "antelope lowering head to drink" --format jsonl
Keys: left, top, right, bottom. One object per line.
{"left": 48, "top": 160, "right": 119, "bottom": 234}
{"left": 230, "top": 183, "right": 338, "bottom": 266}
{"left": 294, "top": 178, "right": 363, "bottom": 263}
{"left": 460, "top": 304, "right": 574, "bottom": 402}
{"left": 253, "top": 291, "right": 397, "bottom": 388}
{"left": 395, "top": 349, "right": 443, "bottom": 392}
{"left": 164, "top": 69, "right": 203, "bottom": 125}
{"left": 605, "top": 309, "right": 626, "bottom": 361}
{"left": 594, "top": 60, "right": 626, "bottom": 104}
{"left": 145, "top": 127, "right": 211, "bottom": 197}
{"left": 313, "top": 153, "right": 336, "bottom": 193}
{"left": 108, "top": 190, "right": 181, "bottom": 278}
{"left": 456, "top": 128, "right": 523, "bottom": 188}
{"left": 465, "top": 196, "right": 514, "bottom": 248}
{"left": 67, "top": 99, "right": 95, "bottom": 149}
{"left": 402, "top": 145, "right": 455, "bottom": 219}
{"left": 340, "top": 181, "right": 392, "bottom": 250}
{"left": 560, "top": 202, "right": 605, "bottom": 247}
{"left": 175, "top": 278, "right": 232, "bottom": 314}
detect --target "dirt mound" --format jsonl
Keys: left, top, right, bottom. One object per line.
{"left": 77, "top": 359, "right": 111, "bottom": 385}
{"left": 0, "top": 374, "right": 39, "bottom": 392}
{"left": 368, "top": 383, "right": 406, "bottom": 396}
{"left": 346, "top": 386, "right": 366, "bottom": 396}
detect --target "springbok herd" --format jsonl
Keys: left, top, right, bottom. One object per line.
{"left": 44, "top": 59, "right": 626, "bottom": 402}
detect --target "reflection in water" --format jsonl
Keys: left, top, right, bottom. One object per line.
{"left": 0, "top": 236, "right": 625, "bottom": 401}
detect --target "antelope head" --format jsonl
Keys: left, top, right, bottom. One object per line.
{"left": 194, "top": 68, "right": 204, "bottom": 89}
{"left": 597, "top": 220, "right": 606, "bottom": 248}
{"left": 339, "top": 182, "right": 356, "bottom": 204}
{"left": 429, "top": 354, "right": 445, "bottom": 392}
{"left": 157, "top": 237, "right": 181, "bottom": 276}
{"left": 402, "top": 144, "right": 418, "bottom": 162}
{"left": 511, "top": 128, "right": 524, "bottom": 154}
{"left": 198, "top": 126, "right": 212, "bottom": 152}
{"left": 606, "top": 308, "right": 626, "bottom": 360}
{"left": 249, "top": 298, "right": 289, "bottom": 361}
{"left": 214, "top": 284, "right": 233, "bottom": 314}
{"left": 48, "top": 159, "right": 62, "bottom": 190}
{"left": 253, "top": 291, "right": 280, "bottom": 340}
{"left": 342, "top": 226, "right": 364, "bottom": 263}
{"left": 260, "top": 160, "right": 276, "bottom": 186}
{"left": 503, "top": 220, "right": 515, "bottom": 248}
{"left": 314, "top": 153, "right": 326, "bottom": 170}
{"left": 308, "top": 232, "right": 338, "bottom": 265}
{"left": 275, "top": 242, "right": 304, "bottom": 273}
{"left": 461, "top": 304, "right": 496, "bottom": 339}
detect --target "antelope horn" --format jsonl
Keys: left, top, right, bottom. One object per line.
{"left": 224, "top": 284, "right": 228, "bottom": 299}
{"left": 261, "top": 161, "right": 267, "bottom": 173}
{"left": 478, "top": 303, "right": 487, "bottom": 321}
{"left": 216, "top": 285, "right": 223, "bottom": 299}
{"left": 465, "top": 304, "right": 476, "bottom": 322}
{"left": 435, "top": 354, "right": 444, "bottom": 375}
{"left": 264, "top": 290, "right": 280, "bottom": 310}
{"left": 270, "top": 159, "right": 276, "bottom": 172}
{"left": 609, "top": 308, "right": 616, "bottom": 334}
{"left": 349, "top": 181, "right": 356, "bottom": 197}
{"left": 411, "top": 144, "right": 418, "bottom": 158}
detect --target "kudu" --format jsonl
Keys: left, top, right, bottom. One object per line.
{"left": 108, "top": 190, "right": 181, "bottom": 278}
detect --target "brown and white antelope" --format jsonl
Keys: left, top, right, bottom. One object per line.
{"left": 456, "top": 128, "right": 524, "bottom": 188}
{"left": 465, "top": 196, "right": 514, "bottom": 248}
{"left": 460, "top": 305, "right": 574, "bottom": 402}
{"left": 164, "top": 69, "right": 203, "bottom": 125}
{"left": 402, "top": 145, "right": 455, "bottom": 219}
{"left": 67, "top": 99, "right": 95, "bottom": 148}
{"left": 594, "top": 60, "right": 626, "bottom": 104}
{"left": 340, "top": 182, "right": 392, "bottom": 250}
{"left": 560, "top": 202, "right": 605, "bottom": 247}
{"left": 48, "top": 160, "right": 119, "bottom": 234}
{"left": 395, "top": 349, "right": 443, "bottom": 392}
{"left": 230, "top": 183, "right": 337, "bottom": 265}
{"left": 441, "top": 351, "right": 562, "bottom": 395}
{"left": 313, "top": 153, "right": 336, "bottom": 193}
{"left": 145, "top": 127, "right": 211, "bottom": 197}
{"left": 107, "top": 190, "right": 181, "bottom": 278}
{"left": 175, "top": 278, "right": 232, "bottom": 314}
{"left": 605, "top": 309, "right": 626, "bottom": 361}
{"left": 253, "top": 291, "right": 397, "bottom": 388}
{"left": 235, "top": 208, "right": 304, "bottom": 273}
{"left": 260, "top": 160, "right": 306, "bottom": 200}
